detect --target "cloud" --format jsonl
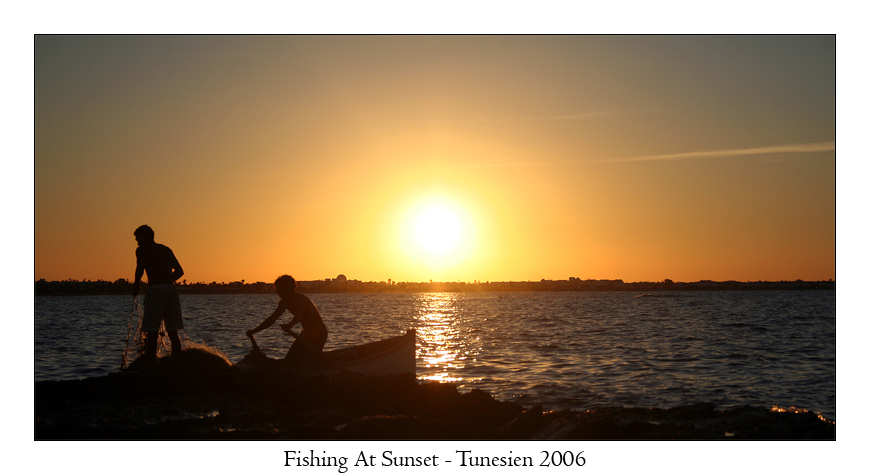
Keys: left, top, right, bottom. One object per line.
{"left": 464, "top": 141, "right": 834, "bottom": 169}
{"left": 474, "top": 111, "right": 619, "bottom": 123}
{"left": 602, "top": 141, "right": 835, "bottom": 163}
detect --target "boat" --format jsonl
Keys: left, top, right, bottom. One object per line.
{"left": 324, "top": 329, "right": 416, "bottom": 375}
{"left": 236, "top": 329, "right": 416, "bottom": 376}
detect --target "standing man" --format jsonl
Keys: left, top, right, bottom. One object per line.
{"left": 132, "top": 225, "right": 184, "bottom": 360}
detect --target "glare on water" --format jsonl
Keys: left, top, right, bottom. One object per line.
{"left": 413, "top": 293, "right": 472, "bottom": 383}
{"left": 35, "top": 290, "right": 835, "bottom": 420}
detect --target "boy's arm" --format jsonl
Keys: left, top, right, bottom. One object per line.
{"left": 247, "top": 304, "right": 285, "bottom": 336}
{"left": 287, "top": 314, "right": 300, "bottom": 327}
{"left": 285, "top": 295, "right": 303, "bottom": 328}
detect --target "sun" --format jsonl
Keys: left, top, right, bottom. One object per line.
{"left": 413, "top": 205, "right": 462, "bottom": 255}
{"left": 399, "top": 196, "right": 476, "bottom": 273}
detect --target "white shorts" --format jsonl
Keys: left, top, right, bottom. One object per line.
{"left": 143, "top": 284, "right": 183, "bottom": 332}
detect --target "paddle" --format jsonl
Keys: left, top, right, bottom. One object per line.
{"left": 247, "top": 332, "right": 264, "bottom": 357}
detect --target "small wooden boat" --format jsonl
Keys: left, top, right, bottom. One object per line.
{"left": 236, "top": 329, "right": 416, "bottom": 376}
{"left": 324, "top": 329, "right": 416, "bottom": 375}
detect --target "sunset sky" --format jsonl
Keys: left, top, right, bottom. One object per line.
{"left": 34, "top": 35, "right": 835, "bottom": 284}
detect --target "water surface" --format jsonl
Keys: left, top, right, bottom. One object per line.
{"left": 34, "top": 290, "right": 836, "bottom": 420}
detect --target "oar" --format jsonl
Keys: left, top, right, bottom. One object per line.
{"left": 247, "top": 332, "right": 264, "bottom": 357}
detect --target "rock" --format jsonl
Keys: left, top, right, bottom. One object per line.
{"left": 34, "top": 365, "right": 834, "bottom": 440}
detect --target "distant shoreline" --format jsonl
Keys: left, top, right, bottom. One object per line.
{"left": 34, "top": 278, "right": 834, "bottom": 296}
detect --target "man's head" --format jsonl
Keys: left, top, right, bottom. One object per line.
{"left": 134, "top": 225, "right": 155, "bottom": 244}
{"left": 274, "top": 275, "right": 297, "bottom": 296}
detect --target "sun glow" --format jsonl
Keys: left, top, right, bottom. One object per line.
{"left": 413, "top": 205, "right": 463, "bottom": 255}
{"left": 399, "top": 195, "right": 476, "bottom": 275}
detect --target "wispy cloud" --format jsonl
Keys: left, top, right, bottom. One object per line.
{"left": 600, "top": 141, "right": 835, "bottom": 163}
{"left": 463, "top": 141, "right": 835, "bottom": 168}
{"left": 474, "top": 111, "right": 620, "bottom": 123}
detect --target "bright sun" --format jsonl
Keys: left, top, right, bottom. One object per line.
{"left": 400, "top": 196, "right": 475, "bottom": 272}
{"left": 413, "top": 205, "right": 462, "bottom": 255}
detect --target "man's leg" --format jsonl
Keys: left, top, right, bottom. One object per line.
{"left": 145, "top": 331, "right": 159, "bottom": 360}
{"left": 168, "top": 330, "right": 182, "bottom": 354}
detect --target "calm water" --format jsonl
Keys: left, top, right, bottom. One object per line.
{"left": 34, "top": 291, "right": 836, "bottom": 420}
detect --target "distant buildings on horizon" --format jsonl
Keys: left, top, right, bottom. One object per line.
{"left": 34, "top": 275, "right": 835, "bottom": 295}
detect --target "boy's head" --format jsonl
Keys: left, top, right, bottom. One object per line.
{"left": 134, "top": 225, "right": 155, "bottom": 244}
{"left": 274, "top": 275, "right": 297, "bottom": 295}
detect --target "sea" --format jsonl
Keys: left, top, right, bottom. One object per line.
{"left": 34, "top": 290, "right": 836, "bottom": 421}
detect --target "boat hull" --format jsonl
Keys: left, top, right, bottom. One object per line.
{"left": 325, "top": 329, "right": 416, "bottom": 375}
{"left": 236, "top": 329, "right": 416, "bottom": 377}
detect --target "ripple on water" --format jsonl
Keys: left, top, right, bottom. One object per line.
{"left": 35, "top": 291, "right": 835, "bottom": 419}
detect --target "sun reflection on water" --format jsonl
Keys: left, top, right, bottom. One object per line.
{"left": 413, "top": 293, "right": 477, "bottom": 383}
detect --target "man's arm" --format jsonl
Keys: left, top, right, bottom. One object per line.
{"left": 287, "top": 314, "right": 301, "bottom": 328}
{"left": 170, "top": 252, "right": 184, "bottom": 282}
{"left": 132, "top": 249, "right": 144, "bottom": 296}
{"left": 247, "top": 303, "right": 285, "bottom": 336}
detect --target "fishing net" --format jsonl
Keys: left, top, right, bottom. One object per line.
{"left": 120, "top": 294, "right": 230, "bottom": 370}
{"left": 120, "top": 295, "right": 172, "bottom": 370}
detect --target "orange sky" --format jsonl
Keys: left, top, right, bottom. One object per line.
{"left": 34, "top": 35, "right": 835, "bottom": 284}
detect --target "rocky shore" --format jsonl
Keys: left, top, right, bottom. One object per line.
{"left": 35, "top": 348, "right": 834, "bottom": 440}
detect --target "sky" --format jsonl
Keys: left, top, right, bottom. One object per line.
{"left": 34, "top": 35, "right": 835, "bottom": 284}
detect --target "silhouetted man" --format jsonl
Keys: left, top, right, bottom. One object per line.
{"left": 132, "top": 225, "right": 184, "bottom": 360}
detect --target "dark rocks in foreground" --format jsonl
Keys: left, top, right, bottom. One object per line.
{"left": 34, "top": 349, "right": 834, "bottom": 440}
